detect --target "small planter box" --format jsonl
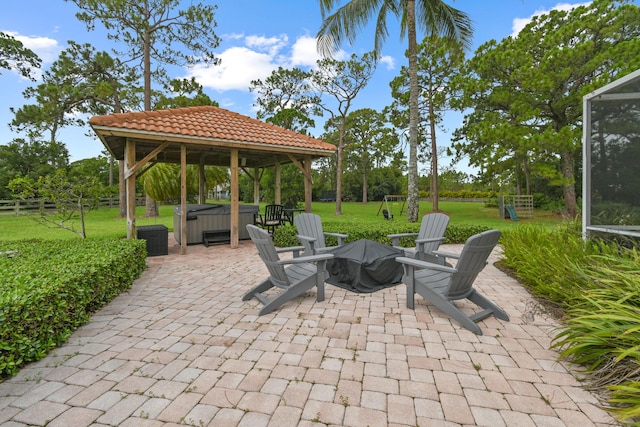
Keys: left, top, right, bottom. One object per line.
{"left": 137, "top": 225, "right": 169, "bottom": 256}
{"left": 203, "top": 229, "right": 231, "bottom": 247}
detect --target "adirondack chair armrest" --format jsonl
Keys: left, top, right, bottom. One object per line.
{"left": 276, "top": 245, "right": 305, "bottom": 258}
{"left": 324, "top": 232, "right": 348, "bottom": 245}
{"left": 415, "top": 237, "right": 445, "bottom": 251}
{"left": 395, "top": 256, "right": 458, "bottom": 273}
{"left": 432, "top": 250, "right": 460, "bottom": 260}
{"left": 416, "top": 237, "right": 445, "bottom": 244}
{"left": 387, "top": 232, "right": 418, "bottom": 247}
{"left": 297, "top": 234, "right": 317, "bottom": 244}
{"left": 277, "top": 253, "right": 334, "bottom": 265}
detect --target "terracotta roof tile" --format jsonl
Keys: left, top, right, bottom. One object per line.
{"left": 89, "top": 106, "right": 335, "bottom": 152}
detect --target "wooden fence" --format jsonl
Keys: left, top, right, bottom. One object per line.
{"left": 0, "top": 197, "right": 146, "bottom": 215}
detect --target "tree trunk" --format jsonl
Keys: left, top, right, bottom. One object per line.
{"left": 362, "top": 153, "right": 368, "bottom": 204}
{"left": 145, "top": 194, "right": 159, "bottom": 218}
{"left": 406, "top": 0, "right": 419, "bottom": 222}
{"left": 523, "top": 157, "right": 532, "bottom": 195}
{"left": 142, "top": 24, "right": 159, "bottom": 217}
{"left": 335, "top": 117, "right": 345, "bottom": 215}
{"left": 119, "top": 160, "right": 126, "bottom": 218}
{"left": 562, "top": 151, "right": 577, "bottom": 218}
{"left": 429, "top": 100, "right": 439, "bottom": 212}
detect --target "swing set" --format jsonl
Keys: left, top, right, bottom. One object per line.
{"left": 377, "top": 195, "right": 406, "bottom": 217}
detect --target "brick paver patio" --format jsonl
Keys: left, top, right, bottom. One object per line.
{"left": 0, "top": 235, "right": 621, "bottom": 426}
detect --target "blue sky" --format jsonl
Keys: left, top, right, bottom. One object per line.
{"left": 0, "top": 0, "right": 590, "bottom": 170}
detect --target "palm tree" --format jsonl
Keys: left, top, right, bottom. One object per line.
{"left": 317, "top": 0, "right": 472, "bottom": 221}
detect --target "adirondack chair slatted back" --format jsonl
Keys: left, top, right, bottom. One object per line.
{"left": 295, "top": 213, "right": 326, "bottom": 252}
{"left": 447, "top": 230, "right": 501, "bottom": 299}
{"left": 418, "top": 213, "right": 449, "bottom": 254}
{"left": 246, "top": 224, "right": 289, "bottom": 287}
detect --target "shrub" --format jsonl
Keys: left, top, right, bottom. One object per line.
{"left": 0, "top": 238, "right": 147, "bottom": 378}
{"left": 273, "top": 221, "right": 489, "bottom": 248}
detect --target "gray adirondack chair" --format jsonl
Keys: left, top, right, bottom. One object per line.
{"left": 242, "top": 224, "right": 333, "bottom": 315}
{"left": 396, "top": 229, "right": 509, "bottom": 335}
{"left": 388, "top": 212, "right": 449, "bottom": 263}
{"left": 294, "top": 213, "right": 348, "bottom": 255}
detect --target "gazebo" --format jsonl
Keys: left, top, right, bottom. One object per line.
{"left": 89, "top": 106, "right": 336, "bottom": 253}
{"left": 582, "top": 68, "right": 640, "bottom": 239}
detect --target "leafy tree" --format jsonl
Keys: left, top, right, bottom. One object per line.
{"left": 0, "top": 139, "right": 69, "bottom": 199}
{"left": 388, "top": 35, "right": 465, "bottom": 211}
{"left": 68, "top": 0, "right": 222, "bottom": 217}
{"left": 142, "top": 163, "right": 228, "bottom": 203}
{"left": 69, "top": 0, "right": 220, "bottom": 110}
{"left": 265, "top": 108, "right": 316, "bottom": 134}
{"left": 250, "top": 67, "right": 320, "bottom": 125}
{"left": 311, "top": 52, "right": 377, "bottom": 215}
{"left": 317, "top": 0, "right": 472, "bottom": 221}
{"left": 69, "top": 156, "right": 112, "bottom": 188}
{"left": 0, "top": 31, "right": 41, "bottom": 79}
{"left": 9, "top": 41, "right": 140, "bottom": 219}
{"left": 8, "top": 169, "right": 106, "bottom": 238}
{"left": 260, "top": 165, "right": 306, "bottom": 206}
{"left": 10, "top": 42, "right": 139, "bottom": 144}
{"left": 249, "top": 67, "right": 321, "bottom": 205}
{"left": 155, "top": 77, "right": 218, "bottom": 110}
{"left": 344, "top": 166, "right": 402, "bottom": 202}
{"left": 453, "top": 0, "right": 640, "bottom": 217}
{"left": 341, "top": 108, "right": 399, "bottom": 203}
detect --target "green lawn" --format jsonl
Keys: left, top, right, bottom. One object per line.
{"left": 0, "top": 200, "right": 564, "bottom": 241}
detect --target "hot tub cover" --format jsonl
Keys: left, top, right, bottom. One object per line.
{"left": 325, "top": 239, "right": 404, "bottom": 293}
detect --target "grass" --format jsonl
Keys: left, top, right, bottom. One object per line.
{"left": 0, "top": 200, "right": 564, "bottom": 241}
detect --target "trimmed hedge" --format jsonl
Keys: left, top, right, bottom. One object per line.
{"left": 273, "top": 220, "right": 489, "bottom": 248}
{"left": 0, "top": 238, "right": 147, "bottom": 378}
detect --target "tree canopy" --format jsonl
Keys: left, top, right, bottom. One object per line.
{"left": 0, "top": 31, "right": 41, "bottom": 80}
{"left": 453, "top": 0, "right": 640, "bottom": 217}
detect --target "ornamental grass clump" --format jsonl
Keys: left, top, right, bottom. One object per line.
{"left": 500, "top": 222, "right": 619, "bottom": 307}
{"left": 552, "top": 249, "right": 640, "bottom": 423}
{"left": 501, "top": 223, "right": 640, "bottom": 423}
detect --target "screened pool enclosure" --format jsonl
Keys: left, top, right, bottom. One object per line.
{"left": 583, "top": 68, "right": 640, "bottom": 239}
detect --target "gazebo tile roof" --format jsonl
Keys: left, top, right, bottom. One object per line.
{"left": 89, "top": 106, "right": 334, "bottom": 151}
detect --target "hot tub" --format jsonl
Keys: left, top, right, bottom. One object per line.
{"left": 173, "top": 204, "right": 259, "bottom": 245}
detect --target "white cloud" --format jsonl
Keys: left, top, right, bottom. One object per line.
{"left": 379, "top": 55, "right": 395, "bottom": 70}
{"left": 7, "top": 31, "right": 61, "bottom": 64}
{"left": 288, "top": 35, "right": 322, "bottom": 67}
{"left": 245, "top": 34, "right": 289, "bottom": 57}
{"left": 186, "top": 46, "right": 276, "bottom": 92}
{"left": 187, "top": 33, "right": 353, "bottom": 94}
{"left": 511, "top": 2, "right": 592, "bottom": 37}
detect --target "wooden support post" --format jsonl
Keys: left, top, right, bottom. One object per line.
{"left": 180, "top": 144, "right": 188, "bottom": 255}
{"left": 198, "top": 158, "right": 206, "bottom": 204}
{"left": 230, "top": 149, "right": 240, "bottom": 248}
{"left": 125, "top": 138, "right": 136, "bottom": 239}
{"left": 304, "top": 155, "right": 312, "bottom": 212}
{"left": 275, "top": 161, "right": 281, "bottom": 205}
{"left": 253, "top": 166, "right": 260, "bottom": 205}
{"left": 286, "top": 154, "right": 313, "bottom": 212}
